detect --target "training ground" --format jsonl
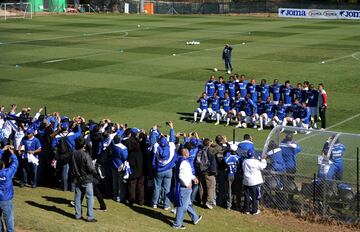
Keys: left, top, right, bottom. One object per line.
{"left": 1, "top": 14, "right": 360, "bottom": 231}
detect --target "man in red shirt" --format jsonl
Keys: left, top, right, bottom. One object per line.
{"left": 318, "top": 83, "right": 327, "bottom": 130}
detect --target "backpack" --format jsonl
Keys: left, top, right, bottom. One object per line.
{"left": 196, "top": 147, "right": 210, "bottom": 172}
{"left": 56, "top": 135, "right": 73, "bottom": 166}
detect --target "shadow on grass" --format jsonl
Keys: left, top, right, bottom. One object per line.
{"left": 176, "top": 112, "right": 194, "bottom": 123}
{"left": 42, "top": 196, "right": 72, "bottom": 206}
{"left": 129, "top": 205, "right": 173, "bottom": 226}
{"left": 25, "top": 200, "right": 74, "bottom": 219}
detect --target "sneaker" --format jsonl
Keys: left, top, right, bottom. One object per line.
{"left": 152, "top": 205, "right": 157, "bottom": 209}
{"left": 205, "top": 203, "right": 213, "bottom": 209}
{"left": 225, "top": 122, "right": 229, "bottom": 127}
{"left": 242, "top": 123, "right": 247, "bottom": 128}
{"left": 293, "top": 131, "right": 298, "bottom": 135}
{"left": 70, "top": 201, "right": 75, "bottom": 207}
{"left": 245, "top": 211, "right": 250, "bottom": 215}
{"left": 235, "top": 123, "right": 242, "bottom": 128}
{"left": 172, "top": 225, "right": 186, "bottom": 230}
{"left": 258, "top": 128, "right": 263, "bottom": 131}
{"left": 252, "top": 210, "right": 260, "bottom": 215}
{"left": 164, "top": 207, "right": 171, "bottom": 211}
{"left": 305, "top": 131, "right": 311, "bottom": 135}
{"left": 194, "top": 215, "right": 202, "bottom": 225}
{"left": 227, "top": 207, "right": 231, "bottom": 210}
{"left": 86, "top": 218, "right": 98, "bottom": 223}
{"left": 253, "top": 125, "right": 257, "bottom": 129}
{"left": 171, "top": 208, "right": 177, "bottom": 214}
{"left": 214, "top": 121, "right": 219, "bottom": 125}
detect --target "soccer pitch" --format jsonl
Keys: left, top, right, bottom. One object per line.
{"left": 1, "top": 14, "right": 360, "bottom": 231}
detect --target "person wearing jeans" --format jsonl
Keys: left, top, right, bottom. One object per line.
{"left": 242, "top": 149, "right": 267, "bottom": 215}
{"left": 0, "top": 145, "right": 18, "bottom": 232}
{"left": 70, "top": 138, "right": 97, "bottom": 222}
{"left": 151, "top": 122, "right": 177, "bottom": 209}
{"left": 173, "top": 149, "right": 202, "bottom": 229}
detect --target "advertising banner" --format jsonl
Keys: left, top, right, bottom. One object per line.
{"left": 278, "top": 8, "right": 360, "bottom": 20}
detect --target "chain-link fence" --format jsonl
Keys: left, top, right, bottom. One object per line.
{"left": 261, "top": 126, "right": 360, "bottom": 223}
{"left": 89, "top": 0, "right": 360, "bottom": 14}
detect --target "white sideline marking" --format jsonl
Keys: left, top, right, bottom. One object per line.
{"left": 296, "top": 113, "right": 360, "bottom": 144}
{"left": 322, "top": 51, "right": 360, "bottom": 63}
{"left": 0, "top": 29, "right": 134, "bottom": 46}
{"left": 43, "top": 51, "right": 117, "bottom": 64}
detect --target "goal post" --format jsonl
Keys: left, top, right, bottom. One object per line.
{"left": 0, "top": 3, "right": 33, "bottom": 20}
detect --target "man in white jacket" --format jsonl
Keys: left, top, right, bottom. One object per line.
{"left": 242, "top": 149, "right": 267, "bottom": 215}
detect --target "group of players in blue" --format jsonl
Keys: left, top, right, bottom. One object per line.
{"left": 194, "top": 74, "right": 323, "bottom": 132}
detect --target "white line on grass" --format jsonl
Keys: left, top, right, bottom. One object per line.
{"left": 322, "top": 51, "right": 360, "bottom": 63}
{"left": 297, "top": 113, "right": 360, "bottom": 143}
{"left": 43, "top": 51, "right": 118, "bottom": 64}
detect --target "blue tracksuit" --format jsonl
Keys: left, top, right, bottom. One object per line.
{"left": 281, "top": 86, "right": 293, "bottom": 105}
{"left": 227, "top": 81, "right": 236, "bottom": 99}
{"left": 280, "top": 141, "right": 301, "bottom": 171}
{"left": 238, "top": 140, "right": 255, "bottom": 158}
{"left": 237, "top": 81, "right": 248, "bottom": 98}
{"left": 257, "top": 84, "right": 270, "bottom": 102}
{"left": 267, "top": 148, "right": 285, "bottom": 172}
{"left": 270, "top": 84, "right": 282, "bottom": 102}
{"left": 327, "top": 143, "right": 346, "bottom": 181}
{"left": 247, "top": 83, "right": 258, "bottom": 103}
{"left": 215, "top": 82, "right": 226, "bottom": 99}
{"left": 0, "top": 151, "right": 18, "bottom": 201}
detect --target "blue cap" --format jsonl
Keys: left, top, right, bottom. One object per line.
{"left": 26, "top": 128, "right": 34, "bottom": 135}
{"left": 131, "top": 128, "right": 140, "bottom": 136}
{"left": 247, "top": 149, "right": 256, "bottom": 158}
{"left": 61, "top": 122, "right": 69, "bottom": 130}
{"left": 158, "top": 137, "right": 168, "bottom": 147}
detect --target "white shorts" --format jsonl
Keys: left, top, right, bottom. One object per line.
{"left": 238, "top": 111, "right": 246, "bottom": 117}
{"left": 310, "top": 107, "right": 318, "bottom": 116}
{"left": 195, "top": 108, "right": 206, "bottom": 114}
{"left": 273, "top": 116, "right": 282, "bottom": 124}
{"left": 220, "top": 109, "right": 227, "bottom": 117}
{"left": 272, "top": 101, "right": 279, "bottom": 105}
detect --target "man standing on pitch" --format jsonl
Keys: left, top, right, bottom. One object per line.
{"left": 222, "top": 44, "right": 233, "bottom": 74}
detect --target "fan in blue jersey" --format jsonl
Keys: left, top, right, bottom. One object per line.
{"left": 220, "top": 93, "right": 232, "bottom": 126}
{"left": 215, "top": 76, "right": 226, "bottom": 99}
{"left": 205, "top": 75, "right": 216, "bottom": 97}
{"left": 223, "top": 144, "right": 242, "bottom": 210}
{"left": 235, "top": 94, "right": 258, "bottom": 129}
{"left": 247, "top": 79, "right": 258, "bottom": 103}
{"left": 307, "top": 84, "right": 319, "bottom": 129}
{"left": 281, "top": 80, "right": 292, "bottom": 107}
{"left": 194, "top": 92, "right": 208, "bottom": 123}
{"left": 256, "top": 79, "right": 270, "bottom": 103}
{"left": 208, "top": 92, "right": 221, "bottom": 125}
{"left": 265, "top": 141, "right": 286, "bottom": 189}
{"left": 237, "top": 75, "right": 248, "bottom": 99}
{"left": 238, "top": 134, "right": 255, "bottom": 158}
{"left": 272, "top": 100, "right": 288, "bottom": 127}
{"left": 226, "top": 76, "right": 237, "bottom": 100}
{"left": 270, "top": 79, "right": 282, "bottom": 105}
{"left": 291, "top": 83, "right": 303, "bottom": 104}
{"left": 258, "top": 97, "right": 275, "bottom": 131}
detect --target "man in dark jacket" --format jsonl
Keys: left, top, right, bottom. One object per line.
{"left": 197, "top": 138, "right": 217, "bottom": 209}
{"left": 71, "top": 137, "right": 97, "bottom": 222}
{"left": 0, "top": 145, "right": 18, "bottom": 232}
{"left": 123, "top": 128, "right": 144, "bottom": 206}
{"left": 222, "top": 44, "right": 233, "bottom": 74}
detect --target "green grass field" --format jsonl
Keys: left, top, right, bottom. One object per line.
{"left": 1, "top": 14, "right": 360, "bottom": 231}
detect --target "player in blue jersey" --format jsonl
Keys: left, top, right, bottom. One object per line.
{"left": 220, "top": 93, "right": 232, "bottom": 126}
{"left": 226, "top": 76, "right": 237, "bottom": 100}
{"left": 253, "top": 97, "right": 264, "bottom": 129}
{"left": 247, "top": 79, "right": 258, "bottom": 103}
{"left": 228, "top": 93, "right": 243, "bottom": 125}
{"left": 215, "top": 76, "right": 226, "bottom": 99}
{"left": 208, "top": 92, "right": 221, "bottom": 125}
{"left": 296, "top": 102, "right": 311, "bottom": 133}
{"left": 194, "top": 92, "right": 208, "bottom": 123}
{"left": 289, "top": 98, "right": 301, "bottom": 128}
{"left": 256, "top": 79, "right": 270, "bottom": 103}
{"left": 270, "top": 79, "right": 282, "bottom": 105}
{"left": 258, "top": 97, "right": 275, "bottom": 131}
{"left": 307, "top": 84, "right": 319, "bottom": 129}
{"left": 272, "top": 100, "right": 288, "bottom": 127}
{"left": 281, "top": 80, "right": 292, "bottom": 107}
{"left": 237, "top": 75, "right": 248, "bottom": 98}
{"left": 205, "top": 75, "right": 216, "bottom": 97}
{"left": 235, "top": 94, "right": 257, "bottom": 129}
{"left": 291, "top": 83, "right": 303, "bottom": 104}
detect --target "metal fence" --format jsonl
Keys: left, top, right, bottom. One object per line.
{"left": 261, "top": 126, "right": 360, "bottom": 223}
{"left": 89, "top": 0, "right": 360, "bottom": 14}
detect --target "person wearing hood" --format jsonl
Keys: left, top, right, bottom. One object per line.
{"left": 151, "top": 121, "right": 177, "bottom": 210}
{"left": 242, "top": 149, "right": 267, "bottom": 215}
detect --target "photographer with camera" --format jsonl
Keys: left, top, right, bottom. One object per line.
{"left": 0, "top": 145, "right": 18, "bottom": 232}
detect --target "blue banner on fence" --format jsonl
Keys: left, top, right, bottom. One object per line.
{"left": 279, "top": 8, "right": 360, "bottom": 20}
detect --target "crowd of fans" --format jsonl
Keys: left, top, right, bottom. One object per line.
{"left": 195, "top": 74, "right": 328, "bottom": 132}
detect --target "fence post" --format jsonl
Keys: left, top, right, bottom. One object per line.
{"left": 313, "top": 173, "right": 316, "bottom": 210}
{"left": 357, "top": 147, "right": 359, "bottom": 217}
{"left": 232, "top": 128, "right": 235, "bottom": 144}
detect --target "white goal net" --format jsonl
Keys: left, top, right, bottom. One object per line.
{"left": 0, "top": 3, "right": 32, "bottom": 20}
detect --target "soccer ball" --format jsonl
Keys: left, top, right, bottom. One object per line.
{"left": 213, "top": 68, "right": 218, "bottom": 72}
{"left": 227, "top": 70, "right": 231, "bottom": 74}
